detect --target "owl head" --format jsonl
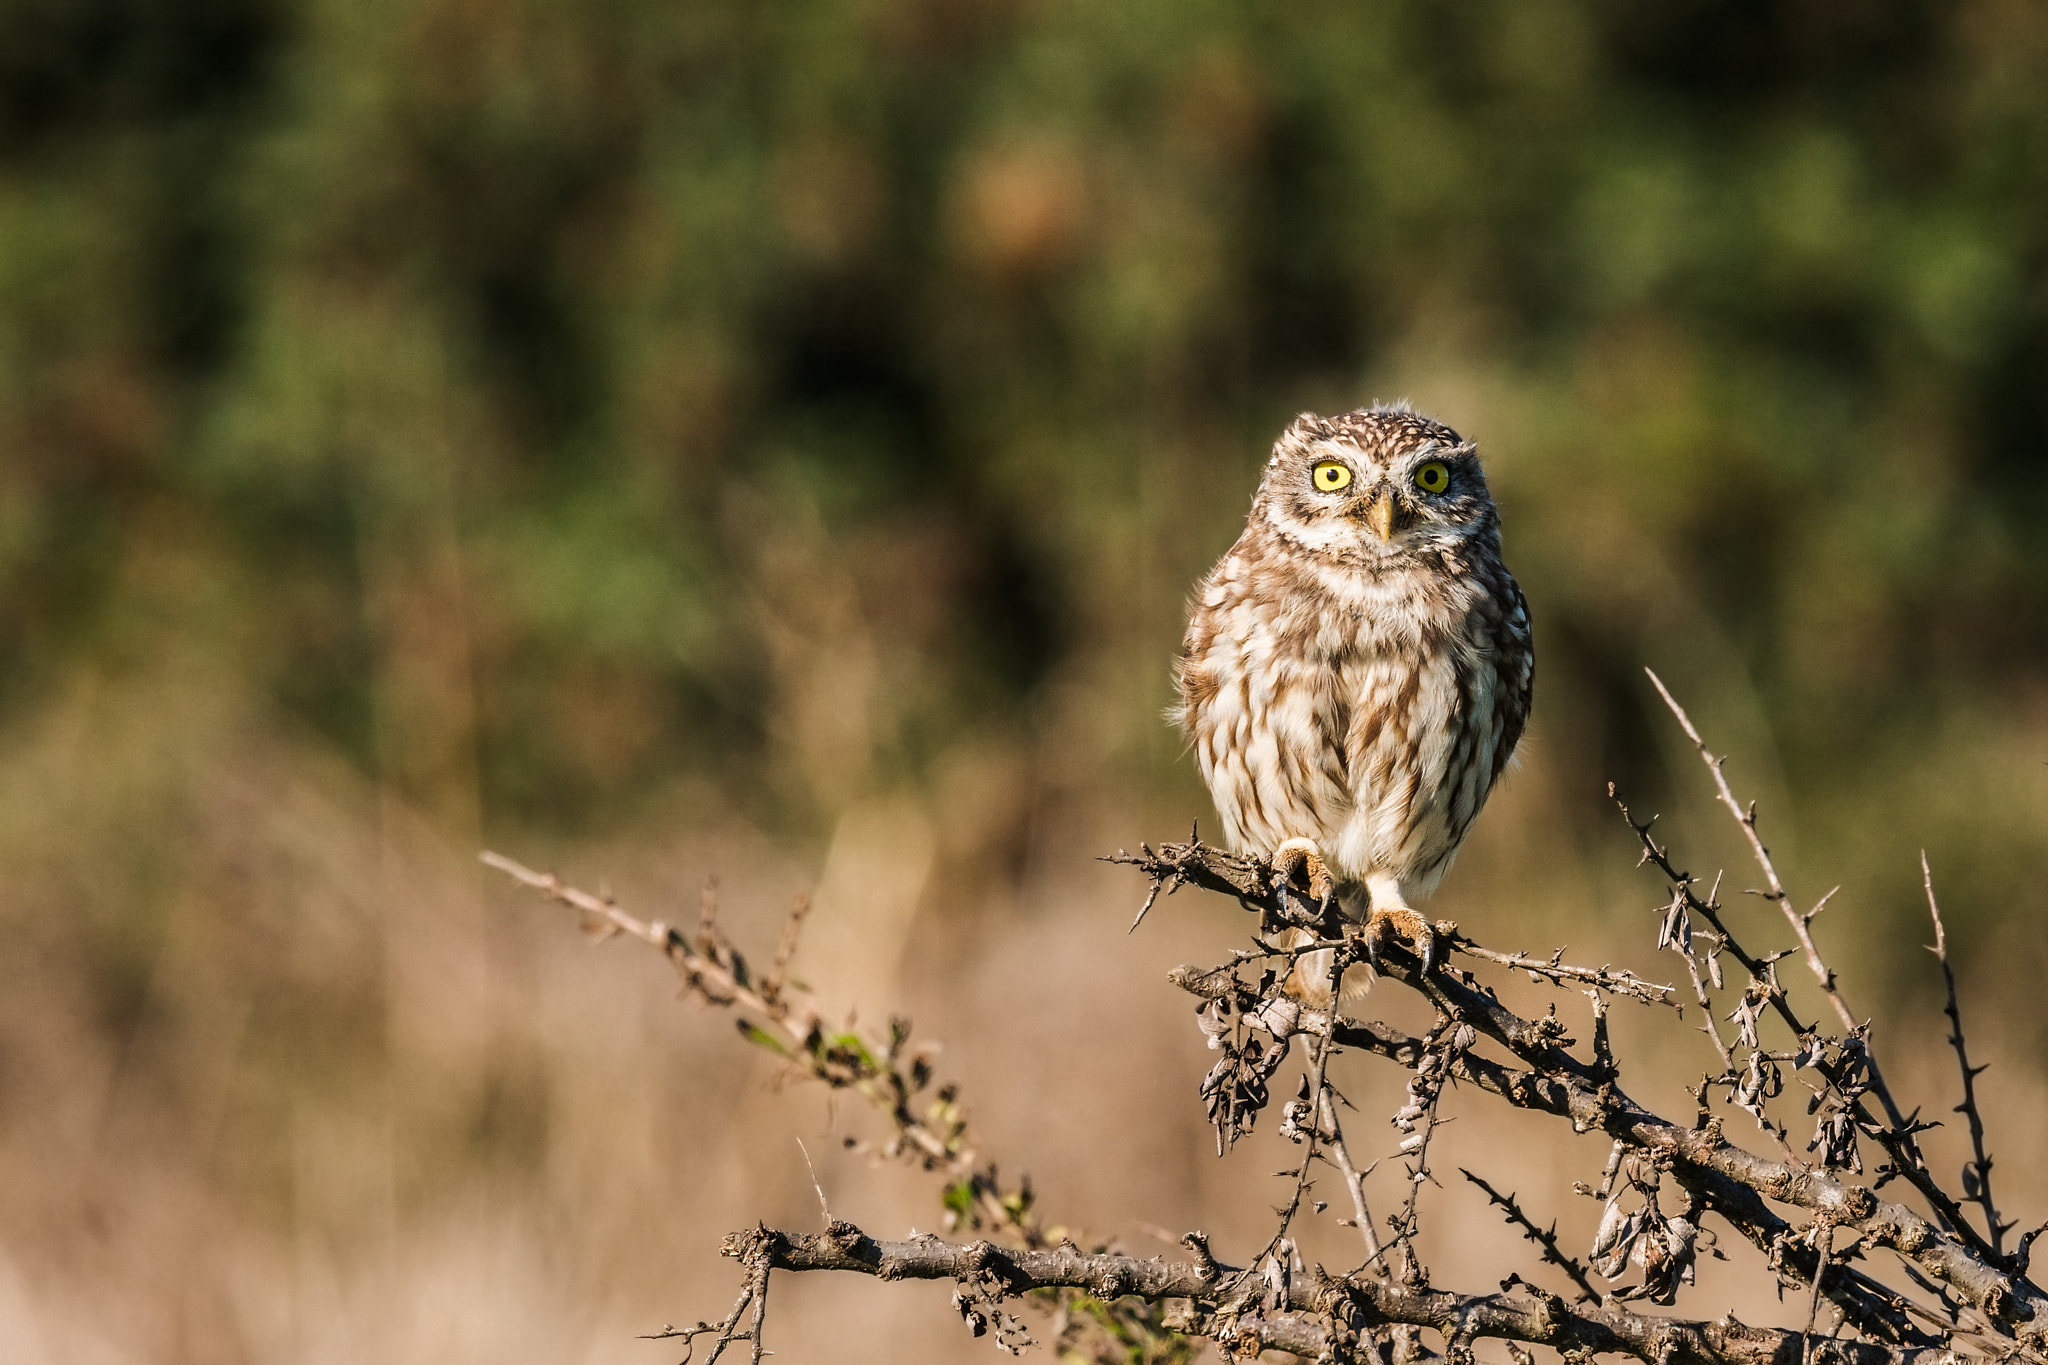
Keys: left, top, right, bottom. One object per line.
{"left": 1254, "top": 405, "right": 1497, "bottom": 562}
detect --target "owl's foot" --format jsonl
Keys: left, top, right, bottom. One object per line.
{"left": 1363, "top": 902, "right": 1437, "bottom": 975}
{"left": 1270, "top": 837, "right": 1337, "bottom": 915}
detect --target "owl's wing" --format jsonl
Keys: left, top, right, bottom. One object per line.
{"left": 1485, "top": 577, "right": 1535, "bottom": 795}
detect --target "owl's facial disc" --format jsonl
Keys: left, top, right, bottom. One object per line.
{"left": 1256, "top": 411, "right": 1494, "bottom": 563}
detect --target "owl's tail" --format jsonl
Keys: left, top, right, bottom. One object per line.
{"left": 1266, "top": 928, "right": 1376, "bottom": 1008}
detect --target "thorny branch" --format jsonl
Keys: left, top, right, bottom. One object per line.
{"left": 1642, "top": 670, "right": 2001, "bottom": 1268}
{"left": 478, "top": 852, "right": 1015, "bottom": 1226}
{"left": 1441, "top": 934, "right": 1677, "bottom": 1008}
{"left": 1166, "top": 943, "right": 1941, "bottom": 1351}
{"left": 1162, "top": 830, "right": 2048, "bottom": 1349}
{"left": 1462, "top": 1168, "right": 1605, "bottom": 1305}
{"left": 1922, "top": 854, "right": 2008, "bottom": 1260}
{"left": 728, "top": 1219, "right": 1969, "bottom": 1365}
{"left": 490, "top": 683, "right": 2039, "bottom": 1365}
{"left": 1238, "top": 945, "right": 1351, "bottom": 1297}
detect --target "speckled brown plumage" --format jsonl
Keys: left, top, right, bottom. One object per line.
{"left": 1174, "top": 406, "right": 1533, "bottom": 984}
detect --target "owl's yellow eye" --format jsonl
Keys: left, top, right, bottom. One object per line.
{"left": 1413, "top": 460, "right": 1450, "bottom": 494}
{"left": 1312, "top": 461, "right": 1352, "bottom": 492}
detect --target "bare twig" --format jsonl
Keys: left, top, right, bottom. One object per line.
{"left": 1644, "top": 671, "right": 1847, "bottom": 1030}
{"left": 1237, "top": 945, "right": 1351, "bottom": 1291}
{"left": 1611, "top": 788, "right": 1810, "bottom": 1045}
{"left": 639, "top": 1255, "right": 764, "bottom": 1365}
{"left": 1381, "top": 1018, "right": 1466, "bottom": 1285}
{"left": 763, "top": 892, "right": 810, "bottom": 1004}
{"left": 1444, "top": 934, "right": 1677, "bottom": 1008}
{"left": 480, "top": 851, "right": 1022, "bottom": 1239}
{"left": 1924, "top": 854, "right": 2007, "bottom": 1259}
{"left": 1462, "top": 1168, "right": 1604, "bottom": 1304}
{"left": 1322, "top": 1088, "right": 1387, "bottom": 1270}
{"left": 1804, "top": 1219, "right": 1836, "bottom": 1365}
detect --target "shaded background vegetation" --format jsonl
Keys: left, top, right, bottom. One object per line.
{"left": 2, "top": 1, "right": 2046, "bottom": 1361}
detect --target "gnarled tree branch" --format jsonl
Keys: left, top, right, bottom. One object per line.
{"left": 729, "top": 1220, "right": 1967, "bottom": 1365}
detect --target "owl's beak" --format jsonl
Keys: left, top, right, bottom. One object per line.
{"left": 1362, "top": 489, "right": 1397, "bottom": 542}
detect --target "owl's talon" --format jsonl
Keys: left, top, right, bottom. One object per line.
{"left": 1270, "top": 837, "right": 1336, "bottom": 909}
{"left": 1364, "top": 904, "right": 1437, "bottom": 975}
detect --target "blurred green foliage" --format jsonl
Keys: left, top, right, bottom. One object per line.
{"left": 2, "top": 0, "right": 2046, "bottom": 981}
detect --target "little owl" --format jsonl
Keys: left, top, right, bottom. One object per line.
{"left": 1174, "top": 405, "right": 1532, "bottom": 988}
